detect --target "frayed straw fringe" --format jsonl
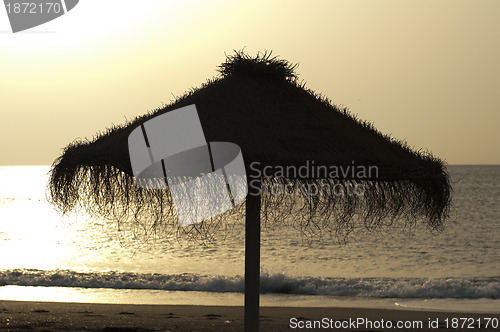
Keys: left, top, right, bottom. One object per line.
{"left": 48, "top": 162, "right": 450, "bottom": 242}
{"left": 48, "top": 51, "right": 451, "bottom": 242}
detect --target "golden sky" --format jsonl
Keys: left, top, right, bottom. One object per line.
{"left": 0, "top": 0, "right": 499, "bottom": 165}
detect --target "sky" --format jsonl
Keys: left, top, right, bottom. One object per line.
{"left": 0, "top": 0, "right": 499, "bottom": 165}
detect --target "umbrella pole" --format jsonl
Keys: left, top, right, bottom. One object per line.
{"left": 244, "top": 177, "right": 261, "bottom": 331}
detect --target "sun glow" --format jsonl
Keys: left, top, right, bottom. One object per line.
{"left": 0, "top": 1, "right": 203, "bottom": 69}
{"left": 1, "top": 0, "right": 500, "bottom": 165}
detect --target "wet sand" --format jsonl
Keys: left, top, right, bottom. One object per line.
{"left": 0, "top": 300, "right": 498, "bottom": 331}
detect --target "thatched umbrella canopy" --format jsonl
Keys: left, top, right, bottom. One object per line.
{"left": 49, "top": 51, "right": 451, "bottom": 331}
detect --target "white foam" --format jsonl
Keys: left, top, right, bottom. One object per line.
{"left": 396, "top": 298, "right": 500, "bottom": 313}
{"left": 1, "top": 269, "right": 498, "bottom": 299}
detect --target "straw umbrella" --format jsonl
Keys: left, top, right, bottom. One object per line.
{"left": 49, "top": 51, "right": 451, "bottom": 331}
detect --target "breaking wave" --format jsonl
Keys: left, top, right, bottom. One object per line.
{"left": 0, "top": 269, "right": 498, "bottom": 299}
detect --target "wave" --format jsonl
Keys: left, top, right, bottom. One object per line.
{"left": 0, "top": 269, "right": 498, "bottom": 299}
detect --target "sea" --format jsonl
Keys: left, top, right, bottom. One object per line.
{"left": 0, "top": 165, "right": 499, "bottom": 313}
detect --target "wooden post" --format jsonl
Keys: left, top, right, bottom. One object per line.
{"left": 244, "top": 177, "right": 261, "bottom": 331}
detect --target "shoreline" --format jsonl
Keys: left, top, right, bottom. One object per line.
{"left": 1, "top": 300, "right": 499, "bottom": 331}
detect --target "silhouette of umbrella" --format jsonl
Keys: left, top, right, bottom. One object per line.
{"left": 49, "top": 51, "right": 451, "bottom": 331}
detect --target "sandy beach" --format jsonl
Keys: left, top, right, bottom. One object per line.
{"left": 0, "top": 300, "right": 498, "bottom": 331}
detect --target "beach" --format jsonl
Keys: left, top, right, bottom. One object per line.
{"left": 1, "top": 166, "right": 499, "bottom": 330}
{"left": 1, "top": 300, "right": 499, "bottom": 331}
{"left": 2, "top": 0, "right": 500, "bottom": 329}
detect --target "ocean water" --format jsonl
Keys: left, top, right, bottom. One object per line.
{"left": 0, "top": 165, "right": 499, "bottom": 313}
